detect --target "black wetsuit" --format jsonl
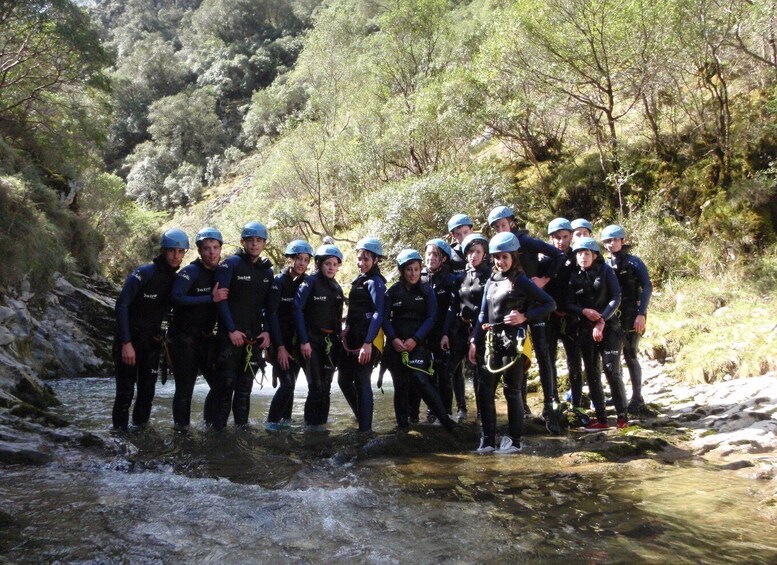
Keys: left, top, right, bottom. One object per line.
{"left": 383, "top": 280, "right": 455, "bottom": 431}
{"left": 169, "top": 258, "right": 219, "bottom": 427}
{"left": 567, "top": 256, "right": 626, "bottom": 422}
{"left": 607, "top": 247, "right": 652, "bottom": 408}
{"left": 112, "top": 255, "right": 177, "bottom": 429}
{"left": 446, "top": 261, "right": 491, "bottom": 417}
{"left": 421, "top": 264, "right": 458, "bottom": 416}
{"left": 540, "top": 249, "right": 584, "bottom": 407}
{"left": 266, "top": 267, "right": 305, "bottom": 424}
{"left": 472, "top": 272, "right": 556, "bottom": 448}
{"left": 294, "top": 271, "right": 344, "bottom": 426}
{"left": 512, "top": 228, "right": 566, "bottom": 413}
{"left": 338, "top": 266, "right": 386, "bottom": 431}
{"left": 214, "top": 251, "right": 273, "bottom": 429}
{"left": 449, "top": 242, "right": 467, "bottom": 277}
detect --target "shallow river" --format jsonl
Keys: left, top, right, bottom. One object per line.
{"left": 2, "top": 375, "right": 777, "bottom": 563}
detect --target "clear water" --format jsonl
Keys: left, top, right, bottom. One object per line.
{"left": 2, "top": 375, "right": 776, "bottom": 563}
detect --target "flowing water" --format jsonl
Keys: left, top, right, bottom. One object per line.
{"left": 2, "top": 375, "right": 776, "bottom": 563}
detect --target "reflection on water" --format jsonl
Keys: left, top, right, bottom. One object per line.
{"left": 1, "top": 376, "right": 776, "bottom": 563}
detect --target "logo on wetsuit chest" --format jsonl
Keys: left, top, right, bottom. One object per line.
{"left": 313, "top": 296, "right": 327, "bottom": 301}
{"left": 236, "top": 275, "right": 252, "bottom": 281}
{"left": 281, "top": 297, "right": 294, "bottom": 303}
{"left": 143, "top": 293, "right": 157, "bottom": 299}
{"left": 195, "top": 286, "right": 211, "bottom": 293}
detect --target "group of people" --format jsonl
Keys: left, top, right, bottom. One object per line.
{"left": 112, "top": 205, "right": 651, "bottom": 455}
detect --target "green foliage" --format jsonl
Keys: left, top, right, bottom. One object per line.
{"left": 0, "top": 175, "right": 100, "bottom": 291}
{"left": 78, "top": 171, "right": 165, "bottom": 280}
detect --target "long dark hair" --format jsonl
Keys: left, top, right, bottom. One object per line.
{"left": 493, "top": 249, "right": 524, "bottom": 285}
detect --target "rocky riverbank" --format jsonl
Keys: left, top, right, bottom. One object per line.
{"left": 0, "top": 273, "right": 115, "bottom": 464}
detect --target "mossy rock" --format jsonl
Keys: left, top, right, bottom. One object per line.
{"left": 9, "top": 402, "right": 69, "bottom": 428}
{"left": 12, "top": 377, "right": 60, "bottom": 409}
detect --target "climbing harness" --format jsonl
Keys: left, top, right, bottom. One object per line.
{"left": 243, "top": 338, "right": 267, "bottom": 388}
{"left": 483, "top": 322, "right": 525, "bottom": 374}
{"left": 401, "top": 350, "right": 435, "bottom": 376}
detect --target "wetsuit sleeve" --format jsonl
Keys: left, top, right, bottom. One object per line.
{"left": 601, "top": 265, "right": 622, "bottom": 321}
{"left": 115, "top": 265, "right": 148, "bottom": 343}
{"left": 171, "top": 265, "right": 212, "bottom": 306}
{"left": 382, "top": 286, "right": 397, "bottom": 341}
{"left": 443, "top": 282, "right": 460, "bottom": 337}
{"left": 267, "top": 274, "right": 284, "bottom": 348}
{"left": 524, "top": 236, "right": 564, "bottom": 279}
{"left": 520, "top": 277, "right": 557, "bottom": 321}
{"left": 215, "top": 259, "right": 237, "bottom": 333}
{"left": 632, "top": 256, "right": 652, "bottom": 315}
{"left": 441, "top": 276, "right": 458, "bottom": 336}
{"left": 363, "top": 277, "right": 386, "bottom": 344}
{"left": 471, "top": 280, "right": 491, "bottom": 343}
{"left": 294, "top": 276, "right": 313, "bottom": 344}
{"left": 413, "top": 284, "right": 437, "bottom": 342}
{"left": 565, "top": 276, "right": 583, "bottom": 318}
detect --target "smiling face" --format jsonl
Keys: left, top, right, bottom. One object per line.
{"left": 163, "top": 248, "right": 186, "bottom": 270}
{"left": 357, "top": 249, "right": 375, "bottom": 274}
{"left": 319, "top": 256, "right": 340, "bottom": 279}
{"left": 290, "top": 253, "right": 311, "bottom": 277}
{"left": 550, "top": 230, "right": 572, "bottom": 252}
{"left": 424, "top": 245, "right": 444, "bottom": 272}
{"left": 197, "top": 239, "right": 222, "bottom": 270}
{"left": 576, "top": 249, "right": 595, "bottom": 269}
{"left": 466, "top": 242, "right": 486, "bottom": 268}
{"left": 401, "top": 261, "right": 421, "bottom": 285}
{"left": 493, "top": 251, "right": 513, "bottom": 273}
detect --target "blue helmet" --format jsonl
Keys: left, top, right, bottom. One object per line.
{"left": 195, "top": 226, "right": 223, "bottom": 245}
{"left": 601, "top": 224, "right": 626, "bottom": 240}
{"left": 315, "top": 244, "right": 343, "bottom": 263}
{"left": 356, "top": 236, "right": 384, "bottom": 257}
{"left": 447, "top": 213, "right": 473, "bottom": 233}
{"left": 284, "top": 240, "right": 314, "bottom": 257}
{"left": 241, "top": 221, "right": 268, "bottom": 240}
{"left": 547, "top": 217, "right": 573, "bottom": 235}
{"left": 487, "top": 205, "right": 515, "bottom": 226}
{"left": 571, "top": 218, "right": 593, "bottom": 233}
{"left": 425, "top": 238, "right": 452, "bottom": 259}
{"left": 489, "top": 232, "right": 521, "bottom": 253}
{"left": 572, "top": 237, "right": 600, "bottom": 253}
{"left": 160, "top": 228, "right": 190, "bottom": 250}
{"left": 461, "top": 233, "right": 488, "bottom": 255}
{"left": 396, "top": 249, "right": 423, "bottom": 268}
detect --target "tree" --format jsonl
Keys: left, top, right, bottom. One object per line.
{"left": 503, "top": 0, "right": 670, "bottom": 172}
{"left": 0, "top": 0, "right": 111, "bottom": 166}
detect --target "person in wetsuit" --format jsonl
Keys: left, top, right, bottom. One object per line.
{"left": 487, "top": 205, "right": 565, "bottom": 433}
{"left": 540, "top": 218, "right": 586, "bottom": 425}
{"left": 383, "top": 249, "right": 456, "bottom": 433}
{"left": 169, "top": 227, "right": 229, "bottom": 430}
{"left": 338, "top": 237, "right": 386, "bottom": 433}
{"left": 295, "top": 244, "right": 344, "bottom": 429}
{"left": 444, "top": 233, "right": 490, "bottom": 421}
{"left": 213, "top": 221, "right": 274, "bottom": 429}
{"left": 112, "top": 228, "right": 188, "bottom": 430}
{"left": 265, "top": 240, "right": 314, "bottom": 430}
{"left": 469, "top": 232, "right": 556, "bottom": 454}
{"left": 566, "top": 237, "right": 627, "bottom": 430}
{"left": 446, "top": 213, "right": 474, "bottom": 421}
{"left": 421, "top": 238, "right": 459, "bottom": 421}
{"left": 601, "top": 224, "right": 653, "bottom": 414}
